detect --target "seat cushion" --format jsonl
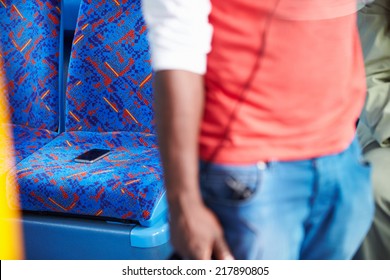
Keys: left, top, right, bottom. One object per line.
{"left": 1, "top": 124, "right": 58, "bottom": 164}
{"left": 9, "top": 131, "right": 164, "bottom": 224}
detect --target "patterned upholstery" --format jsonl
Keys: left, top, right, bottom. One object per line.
{"left": 11, "top": 0, "right": 166, "bottom": 225}
{"left": 65, "top": 0, "right": 154, "bottom": 133}
{"left": 0, "top": 1, "right": 60, "bottom": 164}
{"left": 7, "top": 124, "right": 58, "bottom": 163}
{"left": 10, "top": 131, "right": 164, "bottom": 224}
{"left": 0, "top": 0, "right": 61, "bottom": 131}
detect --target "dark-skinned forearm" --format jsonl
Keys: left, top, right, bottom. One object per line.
{"left": 154, "top": 70, "right": 205, "bottom": 214}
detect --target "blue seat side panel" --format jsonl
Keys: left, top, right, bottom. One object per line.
{"left": 19, "top": 213, "right": 172, "bottom": 259}
{"left": 63, "top": 0, "right": 82, "bottom": 31}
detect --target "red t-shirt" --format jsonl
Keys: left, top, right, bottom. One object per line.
{"left": 199, "top": 0, "right": 366, "bottom": 164}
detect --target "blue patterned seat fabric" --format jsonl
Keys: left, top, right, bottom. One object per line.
{"left": 0, "top": 0, "right": 60, "bottom": 131}
{"left": 6, "top": 124, "right": 58, "bottom": 163}
{"left": 0, "top": 0, "right": 61, "bottom": 162}
{"left": 65, "top": 0, "right": 154, "bottom": 133}
{"left": 12, "top": 0, "right": 166, "bottom": 225}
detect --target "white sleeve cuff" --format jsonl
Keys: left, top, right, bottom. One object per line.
{"left": 142, "top": 0, "right": 212, "bottom": 75}
{"left": 150, "top": 49, "right": 208, "bottom": 75}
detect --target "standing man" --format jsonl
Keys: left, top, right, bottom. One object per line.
{"left": 142, "top": 0, "right": 374, "bottom": 259}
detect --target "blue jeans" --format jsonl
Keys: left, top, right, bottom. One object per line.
{"left": 200, "top": 139, "right": 374, "bottom": 259}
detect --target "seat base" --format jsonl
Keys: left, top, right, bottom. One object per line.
{"left": 12, "top": 213, "right": 172, "bottom": 260}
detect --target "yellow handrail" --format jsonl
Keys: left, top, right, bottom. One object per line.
{"left": 0, "top": 57, "right": 24, "bottom": 260}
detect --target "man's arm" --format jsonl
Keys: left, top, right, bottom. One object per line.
{"left": 142, "top": 0, "right": 233, "bottom": 259}
{"left": 154, "top": 70, "right": 232, "bottom": 260}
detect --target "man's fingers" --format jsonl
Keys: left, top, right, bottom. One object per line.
{"left": 183, "top": 244, "right": 212, "bottom": 260}
{"left": 197, "top": 247, "right": 213, "bottom": 260}
{"left": 213, "top": 237, "right": 234, "bottom": 260}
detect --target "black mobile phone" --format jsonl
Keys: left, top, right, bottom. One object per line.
{"left": 74, "top": 149, "right": 110, "bottom": 163}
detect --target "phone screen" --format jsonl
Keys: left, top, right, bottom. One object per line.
{"left": 74, "top": 149, "right": 110, "bottom": 163}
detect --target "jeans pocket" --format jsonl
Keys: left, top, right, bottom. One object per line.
{"left": 200, "top": 163, "right": 263, "bottom": 207}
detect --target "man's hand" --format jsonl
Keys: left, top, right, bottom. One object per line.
{"left": 170, "top": 198, "right": 234, "bottom": 260}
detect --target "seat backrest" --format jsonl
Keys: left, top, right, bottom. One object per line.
{"left": 65, "top": 0, "right": 154, "bottom": 133}
{"left": 0, "top": 0, "right": 61, "bottom": 131}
